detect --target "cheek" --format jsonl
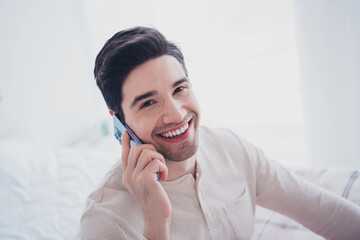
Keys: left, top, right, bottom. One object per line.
{"left": 132, "top": 117, "right": 157, "bottom": 142}
{"left": 188, "top": 93, "right": 201, "bottom": 114}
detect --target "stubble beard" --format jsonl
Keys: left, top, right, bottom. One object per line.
{"left": 157, "top": 132, "right": 199, "bottom": 162}
{"left": 152, "top": 115, "right": 200, "bottom": 162}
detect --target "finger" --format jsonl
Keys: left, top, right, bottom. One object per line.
{"left": 142, "top": 159, "right": 168, "bottom": 182}
{"left": 121, "top": 131, "right": 131, "bottom": 171}
{"left": 127, "top": 144, "right": 158, "bottom": 170}
{"left": 133, "top": 149, "right": 165, "bottom": 177}
{"left": 158, "top": 166, "right": 168, "bottom": 182}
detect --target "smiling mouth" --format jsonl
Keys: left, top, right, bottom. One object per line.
{"left": 158, "top": 120, "right": 191, "bottom": 139}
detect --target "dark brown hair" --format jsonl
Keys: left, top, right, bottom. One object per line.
{"left": 94, "top": 26, "right": 187, "bottom": 121}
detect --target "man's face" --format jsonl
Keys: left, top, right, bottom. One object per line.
{"left": 121, "top": 55, "right": 201, "bottom": 162}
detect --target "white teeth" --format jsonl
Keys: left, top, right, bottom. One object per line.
{"left": 160, "top": 122, "right": 190, "bottom": 138}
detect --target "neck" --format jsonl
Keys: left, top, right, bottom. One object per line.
{"left": 165, "top": 155, "right": 196, "bottom": 181}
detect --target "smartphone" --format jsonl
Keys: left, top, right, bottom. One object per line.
{"left": 113, "top": 114, "right": 160, "bottom": 181}
{"left": 113, "top": 114, "right": 142, "bottom": 146}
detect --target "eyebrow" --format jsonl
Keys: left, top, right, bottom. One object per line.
{"left": 130, "top": 78, "right": 190, "bottom": 109}
{"left": 173, "top": 78, "right": 189, "bottom": 88}
{"left": 130, "top": 90, "right": 158, "bottom": 109}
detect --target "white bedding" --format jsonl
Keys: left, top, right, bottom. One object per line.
{"left": 0, "top": 139, "right": 359, "bottom": 239}
{"left": 0, "top": 140, "right": 120, "bottom": 240}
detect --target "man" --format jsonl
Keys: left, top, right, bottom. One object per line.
{"left": 81, "top": 26, "right": 360, "bottom": 239}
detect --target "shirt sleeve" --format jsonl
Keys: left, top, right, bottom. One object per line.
{"left": 252, "top": 146, "right": 360, "bottom": 240}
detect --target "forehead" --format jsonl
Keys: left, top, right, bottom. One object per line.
{"left": 122, "top": 55, "right": 186, "bottom": 101}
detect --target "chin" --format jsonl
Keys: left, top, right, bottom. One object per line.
{"left": 162, "top": 138, "right": 199, "bottom": 162}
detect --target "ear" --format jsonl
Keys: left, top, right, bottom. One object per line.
{"left": 109, "top": 110, "right": 115, "bottom": 116}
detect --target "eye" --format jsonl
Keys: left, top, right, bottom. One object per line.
{"left": 174, "top": 86, "right": 185, "bottom": 94}
{"left": 140, "top": 100, "right": 155, "bottom": 109}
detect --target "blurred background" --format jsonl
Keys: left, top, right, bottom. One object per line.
{"left": 0, "top": 0, "right": 359, "bottom": 168}
{"left": 1, "top": 1, "right": 360, "bottom": 239}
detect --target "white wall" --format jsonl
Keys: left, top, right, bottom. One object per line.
{"left": 0, "top": 1, "right": 106, "bottom": 146}
{"left": 1, "top": 0, "right": 306, "bottom": 166}
{"left": 294, "top": 0, "right": 360, "bottom": 168}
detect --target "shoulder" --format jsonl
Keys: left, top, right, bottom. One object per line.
{"left": 81, "top": 207, "right": 130, "bottom": 240}
{"left": 197, "top": 126, "right": 267, "bottom": 171}
{"left": 199, "top": 126, "right": 259, "bottom": 153}
{"left": 81, "top": 161, "right": 144, "bottom": 240}
{"left": 199, "top": 126, "right": 239, "bottom": 145}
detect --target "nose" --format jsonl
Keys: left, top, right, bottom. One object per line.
{"left": 162, "top": 98, "right": 187, "bottom": 124}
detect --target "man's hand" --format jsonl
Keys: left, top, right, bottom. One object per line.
{"left": 121, "top": 131, "right": 171, "bottom": 240}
